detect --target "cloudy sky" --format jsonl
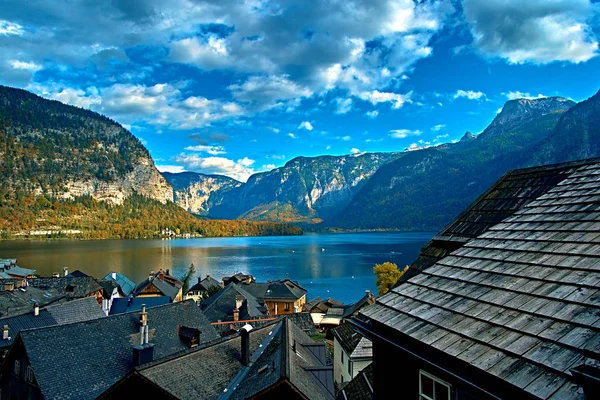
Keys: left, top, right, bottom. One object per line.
{"left": 1, "top": 0, "right": 600, "bottom": 181}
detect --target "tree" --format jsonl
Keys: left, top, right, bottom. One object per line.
{"left": 181, "top": 263, "right": 196, "bottom": 294}
{"left": 374, "top": 262, "right": 409, "bottom": 296}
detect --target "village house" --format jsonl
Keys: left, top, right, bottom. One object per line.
{"left": 102, "top": 271, "right": 136, "bottom": 297}
{"left": 222, "top": 272, "right": 255, "bottom": 286}
{"left": 353, "top": 158, "right": 600, "bottom": 399}
{"left": 332, "top": 322, "right": 372, "bottom": 387}
{"left": 314, "top": 291, "right": 375, "bottom": 330}
{"left": 185, "top": 275, "right": 221, "bottom": 303}
{"left": 241, "top": 278, "right": 308, "bottom": 315}
{"left": 0, "top": 300, "right": 218, "bottom": 400}
{"left": 0, "top": 259, "right": 36, "bottom": 289}
{"left": 131, "top": 269, "right": 183, "bottom": 302}
{"left": 28, "top": 276, "right": 104, "bottom": 304}
{"left": 201, "top": 283, "right": 269, "bottom": 323}
{"left": 100, "top": 317, "right": 334, "bottom": 400}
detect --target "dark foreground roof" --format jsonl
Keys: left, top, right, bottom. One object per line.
{"left": 0, "top": 297, "right": 105, "bottom": 348}
{"left": 28, "top": 276, "right": 103, "bottom": 298}
{"left": 359, "top": 159, "right": 600, "bottom": 400}
{"left": 336, "top": 363, "right": 374, "bottom": 400}
{"left": 405, "top": 157, "right": 600, "bottom": 282}
{"left": 109, "top": 296, "right": 170, "bottom": 315}
{"left": 229, "top": 318, "right": 334, "bottom": 400}
{"left": 17, "top": 300, "right": 219, "bottom": 400}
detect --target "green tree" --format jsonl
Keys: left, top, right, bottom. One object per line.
{"left": 374, "top": 262, "right": 409, "bottom": 295}
{"left": 181, "top": 263, "right": 196, "bottom": 294}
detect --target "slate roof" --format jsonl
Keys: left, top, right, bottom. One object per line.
{"left": 133, "top": 275, "right": 182, "bottom": 301}
{"left": 229, "top": 318, "right": 335, "bottom": 400}
{"left": 359, "top": 159, "right": 600, "bottom": 400}
{"left": 103, "top": 272, "right": 136, "bottom": 296}
{"left": 336, "top": 363, "right": 374, "bottom": 400}
{"left": 332, "top": 323, "right": 372, "bottom": 359}
{"left": 18, "top": 300, "right": 219, "bottom": 400}
{"left": 28, "top": 276, "right": 103, "bottom": 298}
{"left": 0, "top": 259, "right": 17, "bottom": 268}
{"left": 109, "top": 296, "right": 171, "bottom": 315}
{"left": 242, "top": 279, "right": 307, "bottom": 301}
{"left": 285, "top": 312, "right": 318, "bottom": 337}
{"left": 405, "top": 158, "right": 600, "bottom": 282}
{"left": 2, "top": 265, "right": 36, "bottom": 277}
{"left": 67, "top": 270, "right": 89, "bottom": 277}
{"left": 0, "top": 297, "right": 105, "bottom": 348}
{"left": 0, "top": 286, "right": 65, "bottom": 317}
{"left": 135, "top": 321, "right": 278, "bottom": 400}
{"left": 201, "top": 283, "right": 268, "bottom": 322}
{"left": 98, "top": 279, "right": 119, "bottom": 298}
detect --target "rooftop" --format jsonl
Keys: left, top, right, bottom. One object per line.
{"left": 358, "top": 159, "right": 600, "bottom": 400}
{"left": 201, "top": 283, "right": 268, "bottom": 322}
{"left": 102, "top": 272, "right": 136, "bottom": 296}
{"left": 28, "top": 276, "right": 103, "bottom": 298}
{"left": 109, "top": 296, "right": 171, "bottom": 315}
{"left": 132, "top": 272, "right": 182, "bottom": 301}
{"left": 336, "top": 363, "right": 374, "bottom": 400}
{"left": 332, "top": 323, "right": 372, "bottom": 359}
{"left": 242, "top": 279, "right": 307, "bottom": 301}
{"left": 16, "top": 300, "right": 219, "bottom": 400}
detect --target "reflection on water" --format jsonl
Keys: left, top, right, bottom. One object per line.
{"left": 0, "top": 232, "right": 433, "bottom": 303}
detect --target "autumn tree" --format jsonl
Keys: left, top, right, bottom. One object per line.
{"left": 181, "top": 263, "right": 196, "bottom": 294}
{"left": 374, "top": 262, "right": 409, "bottom": 295}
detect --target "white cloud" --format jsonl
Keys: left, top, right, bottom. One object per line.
{"left": 174, "top": 154, "right": 256, "bottom": 182}
{"left": 431, "top": 124, "right": 446, "bottom": 132}
{"left": 463, "top": 0, "right": 598, "bottom": 64}
{"left": 0, "top": 20, "right": 23, "bottom": 36}
{"left": 433, "top": 133, "right": 449, "bottom": 142}
{"left": 341, "top": 135, "right": 351, "bottom": 141}
{"left": 184, "top": 145, "right": 226, "bottom": 155}
{"left": 408, "top": 143, "right": 418, "bottom": 149}
{"left": 504, "top": 91, "right": 547, "bottom": 100}
{"left": 298, "top": 121, "right": 314, "bottom": 131}
{"left": 389, "top": 129, "right": 422, "bottom": 139}
{"left": 288, "top": 133, "right": 297, "bottom": 139}
{"left": 360, "top": 90, "right": 411, "bottom": 109}
{"left": 169, "top": 36, "right": 231, "bottom": 70}
{"left": 261, "top": 164, "right": 277, "bottom": 171}
{"left": 350, "top": 147, "right": 361, "bottom": 154}
{"left": 365, "top": 110, "right": 379, "bottom": 119}
{"left": 156, "top": 165, "right": 187, "bottom": 174}
{"left": 453, "top": 90, "right": 485, "bottom": 100}
{"left": 228, "top": 75, "right": 312, "bottom": 111}
{"left": 333, "top": 98, "right": 353, "bottom": 114}
{"left": 9, "top": 60, "right": 42, "bottom": 71}
{"left": 267, "top": 127, "right": 280, "bottom": 133}
{"left": 266, "top": 154, "right": 286, "bottom": 160}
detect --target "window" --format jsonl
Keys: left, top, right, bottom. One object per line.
{"left": 347, "top": 359, "right": 352, "bottom": 376}
{"left": 26, "top": 366, "right": 34, "bottom": 383}
{"left": 341, "top": 350, "right": 344, "bottom": 364}
{"left": 284, "top": 302, "right": 290, "bottom": 311}
{"left": 13, "top": 360, "right": 20, "bottom": 376}
{"left": 420, "top": 370, "right": 451, "bottom": 400}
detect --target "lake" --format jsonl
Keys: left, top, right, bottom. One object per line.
{"left": 0, "top": 232, "right": 434, "bottom": 303}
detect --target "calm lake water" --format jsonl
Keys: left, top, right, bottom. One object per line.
{"left": 0, "top": 232, "right": 433, "bottom": 303}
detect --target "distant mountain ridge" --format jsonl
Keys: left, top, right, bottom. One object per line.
{"left": 164, "top": 92, "right": 600, "bottom": 231}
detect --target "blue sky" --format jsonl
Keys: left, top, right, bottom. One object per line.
{"left": 1, "top": 0, "right": 600, "bottom": 181}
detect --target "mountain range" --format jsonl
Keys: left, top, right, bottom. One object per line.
{"left": 164, "top": 92, "right": 600, "bottom": 231}
{"left": 1, "top": 85, "right": 600, "bottom": 235}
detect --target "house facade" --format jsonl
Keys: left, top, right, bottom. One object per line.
{"left": 332, "top": 323, "right": 372, "bottom": 386}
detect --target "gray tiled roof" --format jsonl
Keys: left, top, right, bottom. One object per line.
{"left": 102, "top": 272, "right": 136, "bottom": 296}
{"left": 201, "top": 283, "right": 267, "bottom": 322}
{"left": 132, "top": 275, "right": 181, "bottom": 301}
{"left": 242, "top": 279, "right": 307, "bottom": 300}
{"left": 229, "top": 318, "right": 335, "bottom": 400}
{"left": 332, "top": 323, "right": 372, "bottom": 359}
{"left": 406, "top": 158, "right": 600, "bottom": 282}
{"left": 336, "top": 363, "right": 374, "bottom": 400}
{"left": 2, "top": 265, "right": 36, "bottom": 277}
{"left": 0, "top": 297, "right": 105, "bottom": 348}
{"left": 28, "top": 276, "right": 103, "bottom": 298}
{"left": 137, "top": 321, "right": 277, "bottom": 400}
{"left": 19, "top": 300, "right": 219, "bottom": 400}
{"left": 359, "top": 160, "right": 600, "bottom": 400}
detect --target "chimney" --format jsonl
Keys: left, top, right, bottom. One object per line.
{"left": 2, "top": 325, "right": 8, "bottom": 340}
{"left": 132, "top": 343, "right": 155, "bottom": 367}
{"left": 366, "top": 290, "right": 375, "bottom": 304}
{"left": 235, "top": 295, "right": 244, "bottom": 311}
{"left": 166, "top": 269, "right": 170, "bottom": 276}
{"left": 158, "top": 269, "right": 164, "bottom": 281}
{"left": 139, "top": 305, "right": 148, "bottom": 345}
{"left": 52, "top": 272, "right": 59, "bottom": 278}
{"left": 111, "top": 272, "right": 117, "bottom": 280}
{"left": 233, "top": 308, "right": 240, "bottom": 322}
{"left": 240, "top": 327, "right": 251, "bottom": 366}
{"left": 63, "top": 267, "right": 68, "bottom": 277}
{"left": 33, "top": 302, "right": 39, "bottom": 317}
{"left": 149, "top": 271, "right": 155, "bottom": 281}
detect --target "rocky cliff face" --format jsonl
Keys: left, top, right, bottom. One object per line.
{"left": 173, "top": 152, "right": 402, "bottom": 222}
{"left": 162, "top": 172, "right": 241, "bottom": 215}
{"left": 0, "top": 86, "right": 172, "bottom": 204}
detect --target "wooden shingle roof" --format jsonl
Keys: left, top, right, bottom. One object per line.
{"left": 359, "top": 159, "right": 600, "bottom": 400}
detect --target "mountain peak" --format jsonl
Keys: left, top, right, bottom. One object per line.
{"left": 480, "top": 96, "right": 575, "bottom": 139}
{"left": 459, "top": 131, "right": 476, "bottom": 143}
